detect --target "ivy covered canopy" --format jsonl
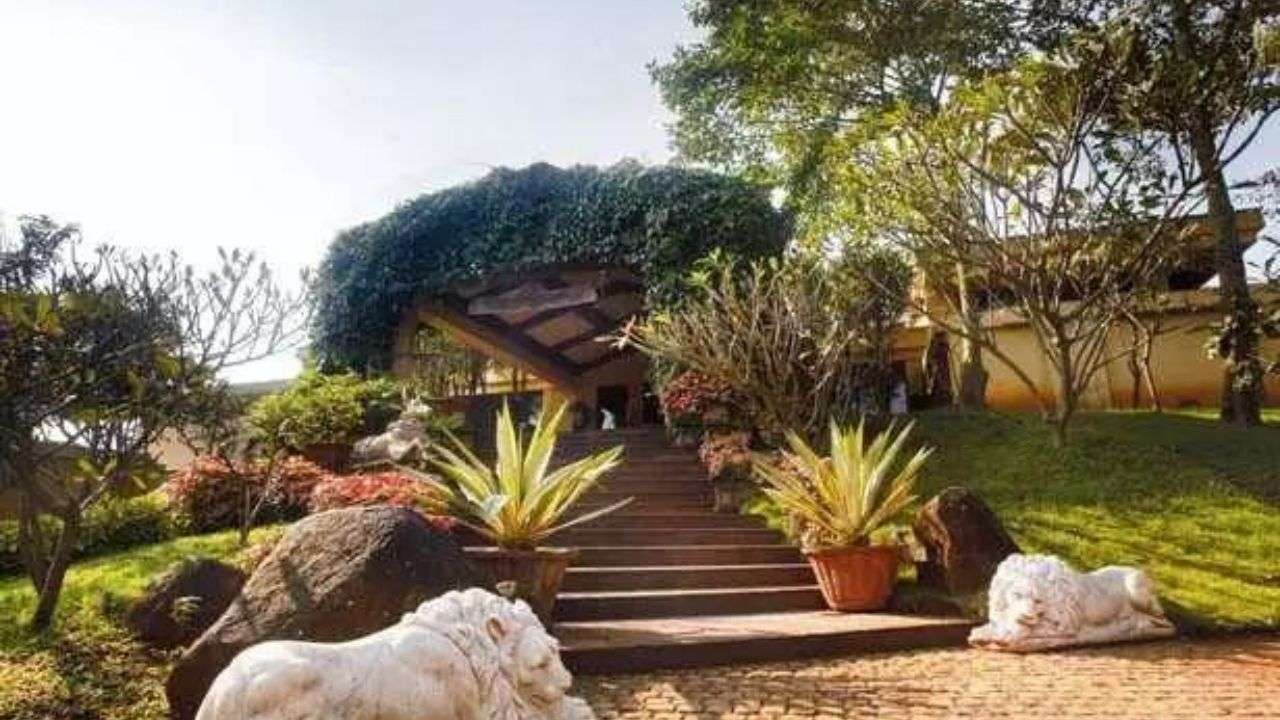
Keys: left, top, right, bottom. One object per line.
{"left": 311, "top": 161, "right": 792, "bottom": 371}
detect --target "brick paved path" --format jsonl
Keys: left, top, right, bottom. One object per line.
{"left": 577, "top": 635, "right": 1280, "bottom": 719}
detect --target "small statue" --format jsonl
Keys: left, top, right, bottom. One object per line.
{"left": 196, "top": 588, "right": 595, "bottom": 719}
{"left": 969, "top": 554, "right": 1175, "bottom": 652}
{"left": 351, "top": 415, "right": 427, "bottom": 466}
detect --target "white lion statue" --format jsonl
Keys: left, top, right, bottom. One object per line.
{"left": 351, "top": 416, "right": 427, "bottom": 466}
{"left": 196, "top": 588, "right": 596, "bottom": 720}
{"left": 969, "top": 554, "right": 1175, "bottom": 652}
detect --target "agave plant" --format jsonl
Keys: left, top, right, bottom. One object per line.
{"left": 413, "top": 402, "right": 630, "bottom": 549}
{"left": 752, "top": 420, "right": 931, "bottom": 551}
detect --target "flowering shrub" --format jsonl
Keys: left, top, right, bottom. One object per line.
{"left": 308, "top": 471, "right": 454, "bottom": 531}
{"left": 698, "top": 431, "right": 754, "bottom": 483}
{"left": 164, "top": 456, "right": 336, "bottom": 533}
{"left": 659, "top": 371, "right": 745, "bottom": 429}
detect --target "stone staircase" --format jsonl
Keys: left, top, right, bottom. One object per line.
{"left": 466, "top": 426, "right": 974, "bottom": 673}
{"left": 547, "top": 427, "right": 826, "bottom": 623}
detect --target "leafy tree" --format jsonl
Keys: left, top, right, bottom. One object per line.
{"left": 1030, "top": 0, "right": 1280, "bottom": 424}
{"left": 0, "top": 217, "right": 309, "bottom": 628}
{"left": 620, "top": 246, "right": 910, "bottom": 441}
{"left": 310, "top": 161, "right": 791, "bottom": 372}
{"left": 860, "top": 58, "right": 1195, "bottom": 443}
{"left": 651, "top": 0, "right": 1023, "bottom": 411}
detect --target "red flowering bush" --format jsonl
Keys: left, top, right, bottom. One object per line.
{"left": 698, "top": 431, "right": 754, "bottom": 483}
{"left": 659, "top": 371, "right": 745, "bottom": 429}
{"left": 308, "top": 471, "right": 454, "bottom": 531}
{"left": 164, "top": 456, "right": 336, "bottom": 533}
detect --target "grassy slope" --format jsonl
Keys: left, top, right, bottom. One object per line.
{"left": 0, "top": 412, "right": 1276, "bottom": 718}
{"left": 0, "top": 528, "right": 277, "bottom": 720}
{"left": 913, "top": 411, "right": 1280, "bottom": 632}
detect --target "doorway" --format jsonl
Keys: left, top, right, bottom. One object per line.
{"left": 596, "top": 385, "right": 629, "bottom": 429}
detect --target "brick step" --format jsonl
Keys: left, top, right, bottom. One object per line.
{"left": 555, "top": 611, "right": 976, "bottom": 675}
{"left": 555, "top": 585, "right": 826, "bottom": 621}
{"left": 560, "top": 456, "right": 706, "bottom": 468}
{"left": 561, "top": 563, "right": 814, "bottom": 592}
{"left": 555, "top": 440, "right": 675, "bottom": 450}
{"left": 557, "top": 527, "right": 783, "bottom": 546}
{"left": 594, "top": 480, "right": 708, "bottom": 494}
{"left": 571, "top": 544, "right": 803, "bottom": 567}
{"left": 555, "top": 440, "right": 686, "bottom": 450}
{"left": 601, "top": 462, "right": 706, "bottom": 473}
{"left": 576, "top": 511, "right": 761, "bottom": 529}
{"left": 579, "top": 490, "right": 709, "bottom": 506}
{"left": 565, "top": 428, "right": 669, "bottom": 437}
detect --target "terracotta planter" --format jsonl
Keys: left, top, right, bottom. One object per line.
{"left": 301, "top": 442, "right": 352, "bottom": 472}
{"left": 805, "top": 545, "right": 901, "bottom": 612}
{"left": 465, "top": 546, "right": 578, "bottom": 625}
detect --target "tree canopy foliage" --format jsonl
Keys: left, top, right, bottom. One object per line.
{"left": 0, "top": 215, "right": 309, "bottom": 627}
{"left": 310, "top": 161, "right": 792, "bottom": 372}
{"left": 651, "top": 0, "right": 1022, "bottom": 225}
{"left": 620, "top": 246, "right": 910, "bottom": 440}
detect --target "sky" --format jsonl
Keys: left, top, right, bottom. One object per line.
{"left": 0, "top": 1, "right": 696, "bottom": 381}
{"left": 2, "top": 1, "right": 1277, "bottom": 382}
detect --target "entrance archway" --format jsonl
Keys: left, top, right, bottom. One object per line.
{"left": 390, "top": 265, "right": 651, "bottom": 430}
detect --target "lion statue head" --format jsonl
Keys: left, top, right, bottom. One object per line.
{"left": 972, "top": 554, "right": 1084, "bottom": 647}
{"left": 403, "top": 588, "right": 587, "bottom": 720}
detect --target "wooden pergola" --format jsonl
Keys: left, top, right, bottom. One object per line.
{"left": 391, "top": 265, "right": 648, "bottom": 406}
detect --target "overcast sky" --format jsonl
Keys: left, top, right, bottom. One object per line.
{"left": 2, "top": 2, "right": 1276, "bottom": 382}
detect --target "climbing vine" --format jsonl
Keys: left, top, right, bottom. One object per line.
{"left": 311, "top": 161, "right": 791, "bottom": 371}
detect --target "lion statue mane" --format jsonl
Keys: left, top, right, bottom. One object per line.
{"left": 969, "top": 554, "right": 1175, "bottom": 652}
{"left": 195, "top": 588, "right": 595, "bottom": 720}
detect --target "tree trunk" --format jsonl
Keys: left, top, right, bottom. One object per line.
{"left": 953, "top": 263, "right": 988, "bottom": 410}
{"left": 239, "top": 477, "right": 252, "bottom": 548}
{"left": 1127, "top": 318, "right": 1162, "bottom": 411}
{"left": 16, "top": 493, "right": 48, "bottom": 592}
{"left": 30, "top": 510, "right": 81, "bottom": 630}
{"left": 1139, "top": 336, "right": 1162, "bottom": 413}
{"left": 1128, "top": 345, "right": 1143, "bottom": 409}
{"left": 1190, "top": 125, "right": 1263, "bottom": 426}
{"left": 1169, "top": 0, "right": 1264, "bottom": 426}
{"left": 1051, "top": 340, "right": 1076, "bottom": 446}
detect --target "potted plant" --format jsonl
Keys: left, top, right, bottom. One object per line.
{"left": 415, "top": 402, "right": 630, "bottom": 623}
{"left": 247, "top": 371, "right": 401, "bottom": 472}
{"left": 699, "top": 431, "right": 754, "bottom": 513}
{"left": 752, "top": 420, "right": 931, "bottom": 611}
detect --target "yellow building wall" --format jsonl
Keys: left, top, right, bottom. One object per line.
{"left": 966, "top": 312, "right": 1280, "bottom": 412}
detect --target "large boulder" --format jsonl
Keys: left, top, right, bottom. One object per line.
{"left": 913, "top": 486, "right": 1020, "bottom": 595}
{"left": 165, "top": 506, "right": 478, "bottom": 720}
{"left": 125, "top": 557, "right": 246, "bottom": 649}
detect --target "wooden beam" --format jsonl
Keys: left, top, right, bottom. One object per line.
{"left": 576, "top": 345, "right": 637, "bottom": 374}
{"left": 599, "top": 279, "right": 645, "bottom": 296}
{"left": 511, "top": 305, "right": 578, "bottom": 333}
{"left": 548, "top": 327, "right": 613, "bottom": 354}
{"left": 468, "top": 282, "right": 598, "bottom": 316}
{"left": 507, "top": 281, "right": 639, "bottom": 333}
{"left": 576, "top": 305, "right": 621, "bottom": 330}
{"left": 417, "top": 300, "right": 584, "bottom": 398}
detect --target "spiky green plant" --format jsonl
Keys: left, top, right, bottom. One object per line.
{"left": 412, "top": 403, "right": 629, "bottom": 549}
{"left": 752, "top": 420, "right": 930, "bottom": 551}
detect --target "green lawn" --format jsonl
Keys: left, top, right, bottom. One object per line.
{"left": 0, "top": 527, "right": 278, "bottom": 720}
{"left": 0, "top": 411, "right": 1277, "bottom": 719}
{"left": 913, "top": 410, "right": 1280, "bottom": 632}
